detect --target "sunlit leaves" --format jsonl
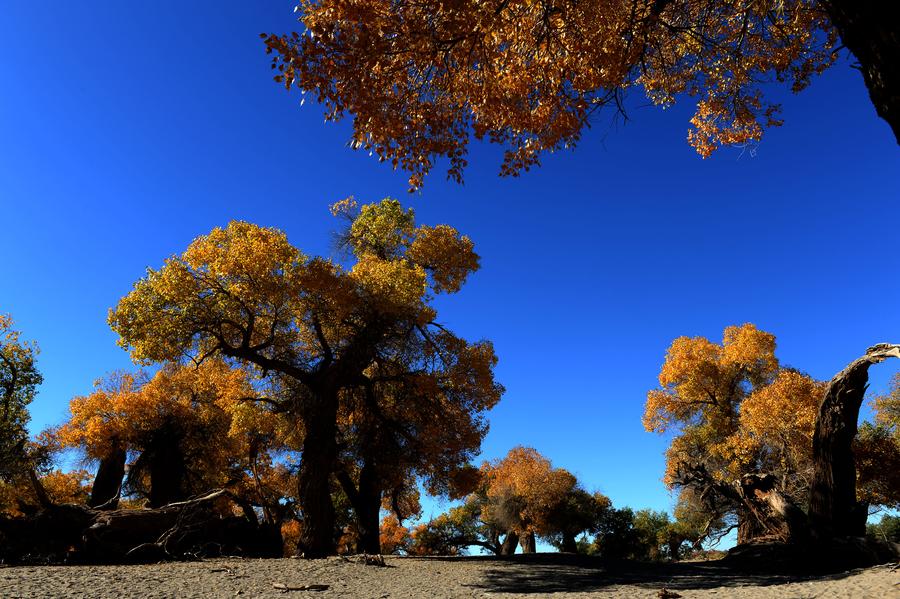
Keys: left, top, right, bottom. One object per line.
{"left": 264, "top": 1, "right": 836, "bottom": 188}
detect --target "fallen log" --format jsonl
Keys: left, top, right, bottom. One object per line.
{"left": 1, "top": 489, "right": 283, "bottom": 564}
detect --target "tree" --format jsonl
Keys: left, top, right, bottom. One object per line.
{"left": 409, "top": 493, "right": 506, "bottom": 556}
{"left": 647, "top": 326, "right": 900, "bottom": 546}
{"left": 643, "top": 323, "right": 781, "bottom": 542}
{"left": 263, "top": 1, "right": 897, "bottom": 190}
{"left": 0, "top": 470, "right": 91, "bottom": 518}
{"left": 867, "top": 513, "right": 900, "bottom": 544}
{"left": 856, "top": 372, "right": 900, "bottom": 511}
{"left": 0, "top": 314, "right": 43, "bottom": 481}
{"left": 379, "top": 514, "right": 411, "bottom": 554}
{"left": 56, "top": 361, "right": 277, "bottom": 509}
{"left": 808, "top": 343, "right": 900, "bottom": 538}
{"left": 108, "top": 199, "right": 499, "bottom": 557}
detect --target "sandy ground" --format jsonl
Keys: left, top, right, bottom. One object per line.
{"left": 1, "top": 554, "right": 898, "bottom": 599}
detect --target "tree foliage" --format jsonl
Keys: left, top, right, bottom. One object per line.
{"left": 645, "top": 324, "right": 900, "bottom": 544}
{"left": 263, "top": 1, "right": 844, "bottom": 189}
{"left": 56, "top": 360, "right": 283, "bottom": 508}
{"left": 0, "top": 314, "right": 43, "bottom": 480}
{"left": 108, "top": 198, "right": 501, "bottom": 556}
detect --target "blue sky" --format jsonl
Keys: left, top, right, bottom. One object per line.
{"left": 2, "top": 1, "right": 899, "bottom": 532}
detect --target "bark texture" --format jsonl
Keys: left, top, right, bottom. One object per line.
{"left": 824, "top": 0, "right": 900, "bottom": 144}
{"left": 809, "top": 343, "right": 900, "bottom": 538}
{"left": 295, "top": 389, "right": 339, "bottom": 558}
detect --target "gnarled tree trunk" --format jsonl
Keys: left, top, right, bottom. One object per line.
{"left": 823, "top": 1, "right": 900, "bottom": 144}
{"left": 145, "top": 424, "right": 187, "bottom": 508}
{"left": 89, "top": 443, "right": 126, "bottom": 508}
{"left": 809, "top": 343, "right": 900, "bottom": 538}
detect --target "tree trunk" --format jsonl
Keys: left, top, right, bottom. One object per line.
{"left": 667, "top": 538, "right": 682, "bottom": 561}
{"left": 499, "top": 530, "right": 519, "bottom": 555}
{"left": 809, "top": 344, "right": 900, "bottom": 538}
{"left": 519, "top": 531, "right": 536, "bottom": 553}
{"left": 296, "top": 389, "right": 339, "bottom": 558}
{"left": 146, "top": 425, "right": 187, "bottom": 508}
{"left": 337, "top": 459, "right": 383, "bottom": 555}
{"left": 560, "top": 532, "right": 578, "bottom": 553}
{"left": 89, "top": 443, "right": 126, "bottom": 508}
{"left": 737, "top": 510, "right": 768, "bottom": 544}
{"left": 824, "top": 0, "right": 900, "bottom": 144}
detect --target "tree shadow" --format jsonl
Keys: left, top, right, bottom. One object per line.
{"left": 408, "top": 553, "right": 860, "bottom": 595}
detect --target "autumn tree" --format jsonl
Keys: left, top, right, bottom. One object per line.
{"left": 480, "top": 446, "right": 589, "bottom": 553}
{"left": 646, "top": 326, "right": 900, "bottom": 544}
{"left": 263, "top": 1, "right": 897, "bottom": 190}
{"left": 644, "top": 323, "right": 783, "bottom": 542}
{"left": 409, "top": 494, "right": 504, "bottom": 556}
{"left": 0, "top": 314, "right": 43, "bottom": 481}
{"left": 0, "top": 470, "right": 91, "bottom": 518}
{"left": 56, "top": 360, "right": 283, "bottom": 509}
{"left": 856, "top": 372, "right": 900, "bottom": 511}
{"left": 109, "top": 199, "right": 499, "bottom": 557}
{"left": 378, "top": 513, "right": 411, "bottom": 554}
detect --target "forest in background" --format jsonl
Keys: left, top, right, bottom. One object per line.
{"left": 2, "top": 199, "right": 899, "bottom": 564}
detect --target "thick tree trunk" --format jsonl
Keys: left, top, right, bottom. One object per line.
{"left": 89, "top": 443, "right": 126, "bottom": 508}
{"left": 355, "top": 462, "right": 383, "bottom": 555}
{"left": 809, "top": 344, "right": 900, "bottom": 538}
{"left": 737, "top": 509, "right": 769, "bottom": 544}
{"left": 296, "top": 389, "right": 339, "bottom": 558}
{"left": 560, "top": 532, "right": 578, "bottom": 553}
{"left": 337, "top": 459, "right": 383, "bottom": 555}
{"left": 499, "top": 530, "right": 519, "bottom": 555}
{"left": 146, "top": 425, "right": 187, "bottom": 508}
{"left": 667, "top": 538, "right": 682, "bottom": 561}
{"left": 519, "top": 531, "right": 536, "bottom": 553}
{"left": 824, "top": 1, "right": 900, "bottom": 144}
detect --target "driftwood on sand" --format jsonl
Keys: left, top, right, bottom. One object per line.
{"left": 0, "top": 489, "right": 282, "bottom": 564}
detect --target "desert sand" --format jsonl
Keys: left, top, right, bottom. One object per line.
{"left": 1, "top": 554, "right": 897, "bottom": 598}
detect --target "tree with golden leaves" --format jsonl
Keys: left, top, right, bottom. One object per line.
{"left": 410, "top": 450, "right": 607, "bottom": 556}
{"left": 646, "top": 325, "right": 900, "bottom": 543}
{"left": 57, "top": 360, "right": 281, "bottom": 509}
{"left": 263, "top": 1, "right": 897, "bottom": 190}
{"left": 109, "top": 199, "right": 499, "bottom": 557}
{"left": 644, "top": 323, "right": 796, "bottom": 542}
{"left": 0, "top": 314, "right": 43, "bottom": 481}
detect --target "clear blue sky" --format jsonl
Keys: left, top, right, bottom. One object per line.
{"left": 2, "top": 1, "right": 898, "bottom": 529}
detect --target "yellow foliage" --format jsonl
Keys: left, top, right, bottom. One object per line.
{"left": 264, "top": 0, "right": 836, "bottom": 188}
{"left": 379, "top": 514, "right": 410, "bottom": 554}
{"left": 483, "top": 446, "right": 577, "bottom": 535}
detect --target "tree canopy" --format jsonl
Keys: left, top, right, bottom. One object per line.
{"left": 108, "top": 198, "right": 501, "bottom": 556}
{"left": 263, "top": 0, "right": 898, "bottom": 189}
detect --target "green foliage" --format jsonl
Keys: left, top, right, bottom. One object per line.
{"left": 867, "top": 514, "right": 900, "bottom": 543}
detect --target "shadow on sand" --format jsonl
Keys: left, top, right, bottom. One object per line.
{"left": 407, "top": 553, "right": 866, "bottom": 595}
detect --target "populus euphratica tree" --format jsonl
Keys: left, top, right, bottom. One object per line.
{"left": 0, "top": 314, "right": 43, "bottom": 482}
{"left": 645, "top": 325, "right": 900, "bottom": 544}
{"left": 109, "top": 199, "right": 498, "bottom": 557}
{"left": 56, "top": 360, "right": 287, "bottom": 509}
{"left": 263, "top": 1, "right": 897, "bottom": 190}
